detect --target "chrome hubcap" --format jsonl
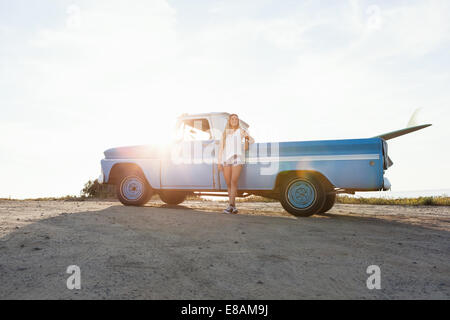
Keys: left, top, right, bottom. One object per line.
{"left": 121, "top": 177, "right": 144, "bottom": 200}
{"left": 287, "top": 179, "right": 316, "bottom": 209}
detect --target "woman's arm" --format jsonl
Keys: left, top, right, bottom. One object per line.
{"left": 242, "top": 128, "right": 255, "bottom": 144}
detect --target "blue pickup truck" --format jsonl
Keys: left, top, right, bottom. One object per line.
{"left": 99, "top": 112, "right": 431, "bottom": 217}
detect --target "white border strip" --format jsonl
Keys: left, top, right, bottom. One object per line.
{"left": 246, "top": 154, "right": 380, "bottom": 163}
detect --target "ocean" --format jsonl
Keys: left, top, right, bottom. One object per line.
{"left": 351, "top": 189, "right": 450, "bottom": 199}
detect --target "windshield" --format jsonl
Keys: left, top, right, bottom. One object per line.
{"left": 175, "top": 118, "right": 212, "bottom": 141}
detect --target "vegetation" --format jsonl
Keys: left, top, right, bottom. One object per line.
{"left": 236, "top": 195, "right": 277, "bottom": 203}
{"left": 78, "top": 180, "right": 450, "bottom": 206}
{"left": 236, "top": 195, "right": 450, "bottom": 206}
{"left": 336, "top": 195, "right": 450, "bottom": 206}
{"left": 0, "top": 195, "right": 89, "bottom": 201}
{"left": 81, "top": 179, "right": 116, "bottom": 199}
{"left": 4, "top": 179, "right": 448, "bottom": 207}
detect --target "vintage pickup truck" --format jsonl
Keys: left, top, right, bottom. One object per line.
{"left": 99, "top": 112, "right": 431, "bottom": 217}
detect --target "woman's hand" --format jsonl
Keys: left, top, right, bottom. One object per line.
{"left": 218, "top": 164, "right": 223, "bottom": 172}
{"left": 242, "top": 128, "right": 254, "bottom": 144}
{"left": 242, "top": 128, "right": 249, "bottom": 139}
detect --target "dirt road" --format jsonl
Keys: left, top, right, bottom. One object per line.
{"left": 0, "top": 199, "right": 449, "bottom": 299}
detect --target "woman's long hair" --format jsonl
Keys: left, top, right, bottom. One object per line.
{"left": 222, "top": 114, "right": 240, "bottom": 146}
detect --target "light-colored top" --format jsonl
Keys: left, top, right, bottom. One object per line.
{"left": 223, "top": 128, "right": 245, "bottom": 164}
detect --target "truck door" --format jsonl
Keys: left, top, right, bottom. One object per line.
{"left": 161, "top": 118, "right": 216, "bottom": 189}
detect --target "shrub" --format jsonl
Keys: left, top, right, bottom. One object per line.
{"left": 81, "top": 179, "right": 116, "bottom": 199}
{"left": 336, "top": 195, "right": 450, "bottom": 206}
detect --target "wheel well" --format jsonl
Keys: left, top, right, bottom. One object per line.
{"left": 109, "top": 163, "right": 150, "bottom": 187}
{"left": 274, "top": 170, "right": 334, "bottom": 193}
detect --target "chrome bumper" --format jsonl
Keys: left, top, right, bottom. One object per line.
{"left": 383, "top": 177, "right": 391, "bottom": 191}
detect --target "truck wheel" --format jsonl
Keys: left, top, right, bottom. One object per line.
{"left": 279, "top": 174, "right": 326, "bottom": 217}
{"left": 117, "top": 175, "right": 152, "bottom": 206}
{"left": 159, "top": 191, "right": 186, "bottom": 205}
{"left": 318, "top": 193, "right": 336, "bottom": 214}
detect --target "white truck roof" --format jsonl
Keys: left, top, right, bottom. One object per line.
{"left": 177, "top": 112, "right": 249, "bottom": 140}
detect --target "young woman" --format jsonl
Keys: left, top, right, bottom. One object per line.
{"left": 217, "top": 114, "right": 255, "bottom": 214}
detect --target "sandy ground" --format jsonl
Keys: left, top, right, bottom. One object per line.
{"left": 0, "top": 199, "right": 449, "bottom": 299}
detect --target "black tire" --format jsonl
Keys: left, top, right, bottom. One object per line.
{"left": 117, "top": 174, "right": 152, "bottom": 206}
{"left": 159, "top": 191, "right": 186, "bottom": 205}
{"left": 279, "top": 174, "right": 326, "bottom": 217}
{"left": 318, "top": 193, "right": 336, "bottom": 214}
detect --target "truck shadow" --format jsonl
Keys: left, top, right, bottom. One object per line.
{"left": 147, "top": 201, "right": 450, "bottom": 232}
{"left": 155, "top": 203, "right": 196, "bottom": 210}
{"left": 0, "top": 203, "right": 448, "bottom": 299}
{"left": 316, "top": 210, "right": 450, "bottom": 232}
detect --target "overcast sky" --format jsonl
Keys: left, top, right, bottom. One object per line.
{"left": 1, "top": 0, "right": 449, "bottom": 198}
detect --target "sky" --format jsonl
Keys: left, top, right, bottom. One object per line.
{"left": 0, "top": 0, "right": 449, "bottom": 199}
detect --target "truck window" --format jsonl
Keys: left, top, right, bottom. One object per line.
{"left": 179, "top": 118, "right": 212, "bottom": 141}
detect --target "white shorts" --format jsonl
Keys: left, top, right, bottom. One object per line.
{"left": 223, "top": 154, "right": 245, "bottom": 166}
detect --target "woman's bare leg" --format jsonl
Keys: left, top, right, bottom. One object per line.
{"left": 223, "top": 166, "right": 232, "bottom": 204}
{"left": 230, "top": 165, "right": 243, "bottom": 206}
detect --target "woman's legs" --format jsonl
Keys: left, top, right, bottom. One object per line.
{"left": 229, "top": 165, "right": 243, "bottom": 207}
{"left": 223, "top": 165, "right": 232, "bottom": 204}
